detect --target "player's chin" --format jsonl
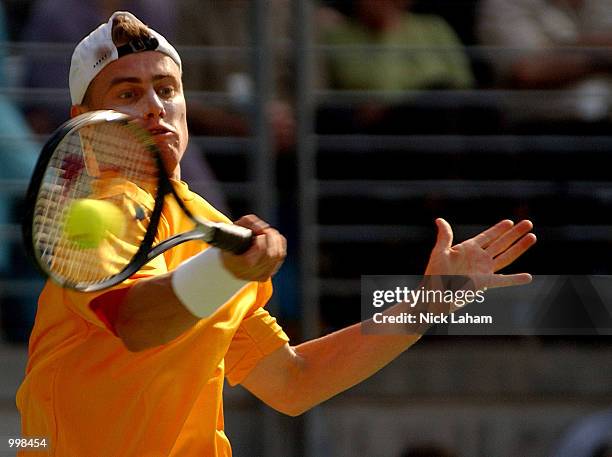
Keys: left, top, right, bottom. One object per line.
{"left": 159, "top": 146, "right": 182, "bottom": 177}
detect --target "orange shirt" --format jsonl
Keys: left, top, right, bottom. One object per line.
{"left": 17, "top": 180, "right": 289, "bottom": 456}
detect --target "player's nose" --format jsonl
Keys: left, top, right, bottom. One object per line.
{"left": 142, "top": 88, "right": 166, "bottom": 120}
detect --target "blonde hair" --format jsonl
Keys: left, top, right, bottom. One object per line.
{"left": 111, "top": 13, "right": 151, "bottom": 47}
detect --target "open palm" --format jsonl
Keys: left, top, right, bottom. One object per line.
{"left": 424, "top": 218, "right": 537, "bottom": 290}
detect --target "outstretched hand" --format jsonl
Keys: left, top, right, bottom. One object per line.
{"left": 424, "top": 218, "right": 536, "bottom": 289}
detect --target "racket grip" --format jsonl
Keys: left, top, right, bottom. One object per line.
{"left": 210, "top": 223, "right": 254, "bottom": 255}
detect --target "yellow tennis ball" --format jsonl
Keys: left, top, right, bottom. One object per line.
{"left": 63, "top": 199, "right": 126, "bottom": 249}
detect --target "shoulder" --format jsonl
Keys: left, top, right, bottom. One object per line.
{"left": 173, "top": 180, "right": 232, "bottom": 223}
{"left": 402, "top": 13, "right": 463, "bottom": 45}
{"left": 191, "top": 194, "right": 231, "bottom": 224}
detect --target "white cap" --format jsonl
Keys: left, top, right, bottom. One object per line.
{"left": 69, "top": 11, "right": 182, "bottom": 105}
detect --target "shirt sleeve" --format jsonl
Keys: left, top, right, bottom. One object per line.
{"left": 224, "top": 282, "right": 290, "bottom": 386}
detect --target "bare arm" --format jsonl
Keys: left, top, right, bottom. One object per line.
{"left": 115, "top": 215, "right": 286, "bottom": 351}
{"left": 115, "top": 273, "right": 198, "bottom": 351}
{"left": 241, "top": 219, "right": 536, "bottom": 416}
{"left": 509, "top": 34, "right": 612, "bottom": 88}
{"left": 241, "top": 328, "right": 420, "bottom": 416}
{"left": 511, "top": 48, "right": 612, "bottom": 89}
{"left": 511, "top": 53, "right": 596, "bottom": 89}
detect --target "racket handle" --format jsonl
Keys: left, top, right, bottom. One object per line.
{"left": 209, "top": 223, "right": 254, "bottom": 255}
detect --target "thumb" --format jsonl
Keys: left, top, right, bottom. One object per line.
{"left": 434, "top": 218, "right": 453, "bottom": 250}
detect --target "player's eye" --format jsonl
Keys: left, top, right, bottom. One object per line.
{"left": 117, "top": 90, "right": 136, "bottom": 100}
{"left": 157, "top": 86, "right": 175, "bottom": 98}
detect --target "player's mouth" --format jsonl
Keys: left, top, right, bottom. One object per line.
{"left": 147, "top": 126, "right": 176, "bottom": 139}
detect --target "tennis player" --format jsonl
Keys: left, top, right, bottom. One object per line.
{"left": 17, "top": 12, "right": 536, "bottom": 456}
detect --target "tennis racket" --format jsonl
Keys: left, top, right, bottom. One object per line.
{"left": 23, "top": 110, "right": 253, "bottom": 292}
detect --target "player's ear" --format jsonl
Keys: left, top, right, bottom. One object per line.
{"left": 70, "top": 105, "right": 88, "bottom": 118}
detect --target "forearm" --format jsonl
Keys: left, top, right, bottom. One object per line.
{"left": 281, "top": 279, "right": 470, "bottom": 414}
{"left": 511, "top": 41, "right": 612, "bottom": 88}
{"left": 511, "top": 53, "right": 596, "bottom": 88}
{"left": 115, "top": 248, "right": 252, "bottom": 351}
{"left": 285, "top": 321, "right": 421, "bottom": 415}
{"left": 577, "top": 32, "right": 612, "bottom": 48}
{"left": 116, "top": 273, "right": 198, "bottom": 352}
{"left": 114, "top": 222, "right": 283, "bottom": 352}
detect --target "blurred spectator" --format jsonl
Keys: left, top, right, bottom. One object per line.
{"left": 550, "top": 409, "right": 612, "bottom": 457}
{"left": 20, "top": 0, "right": 228, "bottom": 213}
{"left": 0, "top": 2, "right": 42, "bottom": 342}
{"left": 477, "top": 0, "right": 612, "bottom": 131}
{"left": 410, "top": 0, "right": 495, "bottom": 86}
{"left": 317, "top": 0, "right": 477, "bottom": 135}
{"left": 321, "top": 0, "right": 474, "bottom": 92}
{"left": 175, "top": 0, "right": 296, "bottom": 154}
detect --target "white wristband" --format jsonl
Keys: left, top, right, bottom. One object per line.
{"left": 171, "top": 247, "right": 249, "bottom": 318}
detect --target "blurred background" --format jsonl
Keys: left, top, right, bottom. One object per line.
{"left": 1, "top": 0, "right": 612, "bottom": 456}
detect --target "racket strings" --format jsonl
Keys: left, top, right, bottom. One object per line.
{"left": 33, "top": 121, "right": 159, "bottom": 286}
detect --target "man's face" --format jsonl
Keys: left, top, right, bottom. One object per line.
{"left": 76, "top": 51, "right": 188, "bottom": 178}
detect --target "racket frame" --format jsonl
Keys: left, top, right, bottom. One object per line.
{"left": 23, "top": 111, "right": 167, "bottom": 292}
{"left": 24, "top": 110, "right": 253, "bottom": 292}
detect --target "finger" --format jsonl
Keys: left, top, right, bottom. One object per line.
{"left": 493, "top": 233, "right": 537, "bottom": 271}
{"left": 263, "top": 227, "right": 284, "bottom": 260}
{"left": 281, "top": 233, "right": 287, "bottom": 254}
{"left": 234, "top": 214, "right": 270, "bottom": 235}
{"left": 486, "top": 220, "right": 534, "bottom": 258}
{"left": 268, "top": 231, "right": 287, "bottom": 276}
{"left": 252, "top": 235, "right": 278, "bottom": 281}
{"left": 269, "top": 241, "right": 286, "bottom": 276}
{"left": 243, "top": 233, "right": 267, "bottom": 266}
{"left": 472, "top": 219, "right": 514, "bottom": 248}
{"left": 434, "top": 218, "right": 453, "bottom": 250}
{"left": 221, "top": 234, "right": 268, "bottom": 281}
{"left": 487, "top": 273, "right": 533, "bottom": 289}
{"left": 250, "top": 230, "right": 286, "bottom": 280}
